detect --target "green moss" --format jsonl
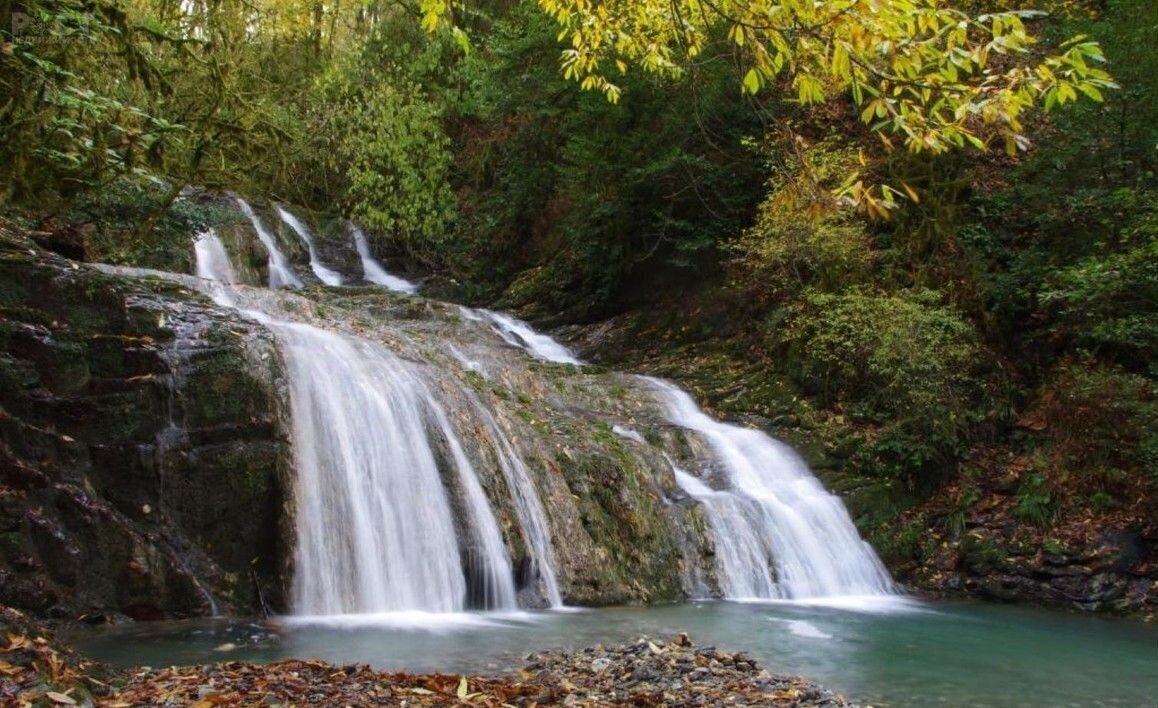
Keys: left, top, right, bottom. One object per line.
{"left": 184, "top": 349, "right": 268, "bottom": 427}
{"left": 557, "top": 449, "right": 684, "bottom": 602}
{"left": 217, "top": 446, "right": 276, "bottom": 498}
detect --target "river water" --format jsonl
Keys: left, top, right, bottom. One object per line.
{"left": 73, "top": 600, "right": 1158, "bottom": 707}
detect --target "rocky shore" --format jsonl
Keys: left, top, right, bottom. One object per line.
{"left": 2, "top": 605, "right": 853, "bottom": 706}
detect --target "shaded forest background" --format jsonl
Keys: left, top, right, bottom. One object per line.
{"left": 1, "top": 0, "right": 1154, "bottom": 598}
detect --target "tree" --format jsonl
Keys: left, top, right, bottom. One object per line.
{"left": 422, "top": 0, "right": 1114, "bottom": 212}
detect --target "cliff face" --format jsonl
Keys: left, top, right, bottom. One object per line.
{"left": 0, "top": 227, "right": 289, "bottom": 620}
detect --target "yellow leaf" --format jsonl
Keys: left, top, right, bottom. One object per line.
{"left": 46, "top": 692, "right": 77, "bottom": 705}
{"left": 457, "top": 676, "right": 469, "bottom": 699}
{"left": 742, "top": 68, "right": 760, "bottom": 94}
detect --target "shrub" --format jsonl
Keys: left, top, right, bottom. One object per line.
{"left": 1014, "top": 472, "right": 1055, "bottom": 527}
{"left": 782, "top": 288, "right": 985, "bottom": 488}
{"left": 785, "top": 288, "right": 981, "bottom": 426}
{"left": 318, "top": 52, "right": 457, "bottom": 265}
{"left": 730, "top": 136, "right": 873, "bottom": 298}
{"left": 1036, "top": 359, "right": 1158, "bottom": 489}
{"left": 1040, "top": 197, "right": 1158, "bottom": 369}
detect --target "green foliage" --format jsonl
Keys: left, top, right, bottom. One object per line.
{"left": 446, "top": 9, "right": 767, "bottom": 317}
{"left": 61, "top": 181, "right": 238, "bottom": 270}
{"left": 959, "top": 0, "right": 1158, "bottom": 369}
{"left": 959, "top": 531, "right": 1007, "bottom": 574}
{"left": 1038, "top": 359, "right": 1158, "bottom": 484}
{"left": 428, "top": 1, "right": 1115, "bottom": 209}
{"left": 870, "top": 519, "right": 926, "bottom": 565}
{"left": 1014, "top": 473, "right": 1055, "bottom": 527}
{"left": 320, "top": 53, "right": 457, "bottom": 261}
{"left": 785, "top": 288, "right": 981, "bottom": 427}
{"left": 945, "top": 486, "right": 980, "bottom": 539}
{"left": 730, "top": 136, "right": 874, "bottom": 298}
{"left": 781, "top": 288, "right": 984, "bottom": 487}
{"left": 0, "top": 0, "right": 181, "bottom": 204}
{"left": 1040, "top": 196, "right": 1158, "bottom": 367}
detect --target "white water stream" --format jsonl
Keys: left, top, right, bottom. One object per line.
{"left": 464, "top": 398, "right": 563, "bottom": 608}
{"left": 278, "top": 325, "right": 516, "bottom": 614}
{"left": 480, "top": 310, "right": 583, "bottom": 365}
{"left": 647, "top": 377, "right": 896, "bottom": 600}
{"left": 193, "top": 229, "right": 238, "bottom": 284}
{"left": 235, "top": 198, "right": 304, "bottom": 289}
{"left": 275, "top": 205, "right": 344, "bottom": 286}
{"left": 349, "top": 224, "right": 419, "bottom": 293}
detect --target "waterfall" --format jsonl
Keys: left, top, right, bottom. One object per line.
{"left": 188, "top": 201, "right": 897, "bottom": 616}
{"left": 193, "top": 230, "right": 238, "bottom": 284}
{"left": 668, "top": 457, "right": 779, "bottom": 598}
{"left": 427, "top": 403, "right": 518, "bottom": 611}
{"left": 278, "top": 325, "right": 517, "bottom": 614}
{"left": 465, "top": 397, "right": 563, "bottom": 607}
{"left": 275, "top": 205, "right": 344, "bottom": 286}
{"left": 278, "top": 325, "right": 464, "bottom": 614}
{"left": 349, "top": 224, "right": 419, "bottom": 293}
{"left": 480, "top": 310, "right": 583, "bottom": 365}
{"left": 235, "top": 198, "right": 304, "bottom": 289}
{"left": 192, "top": 234, "right": 517, "bottom": 616}
{"left": 647, "top": 377, "right": 896, "bottom": 600}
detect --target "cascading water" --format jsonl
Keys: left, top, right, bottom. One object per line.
{"left": 481, "top": 310, "right": 583, "bottom": 365}
{"left": 193, "top": 229, "right": 238, "bottom": 284}
{"left": 192, "top": 232, "right": 518, "bottom": 616}
{"left": 277, "top": 324, "right": 514, "bottom": 615}
{"left": 193, "top": 201, "right": 895, "bottom": 617}
{"left": 275, "top": 205, "right": 344, "bottom": 286}
{"left": 646, "top": 377, "right": 896, "bottom": 600}
{"left": 235, "top": 198, "right": 304, "bottom": 289}
{"left": 464, "top": 396, "right": 563, "bottom": 607}
{"left": 349, "top": 224, "right": 419, "bottom": 293}
{"left": 667, "top": 457, "right": 779, "bottom": 598}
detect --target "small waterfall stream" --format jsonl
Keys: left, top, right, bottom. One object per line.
{"left": 193, "top": 229, "right": 238, "bottom": 284}
{"left": 479, "top": 309, "right": 583, "bottom": 365}
{"left": 350, "top": 224, "right": 418, "bottom": 293}
{"left": 235, "top": 198, "right": 304, "bottom": 289}
{"left": 275, "top": 205, "right": 345, "bottom": 286}
{"left": 465, "top": 396, "right": 563, "bottom": 607}
{"left": 646, "top": 377, "right": 895, "bottom": 599}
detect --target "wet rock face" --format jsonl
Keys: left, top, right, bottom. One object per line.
{"left": 0, "top": 231, "right": 289, "bottom": 620}
{"left": 931, "top": 530, "right": 1158, "bottom": 614}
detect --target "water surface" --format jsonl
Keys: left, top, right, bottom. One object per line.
{"left": 73, "top": 600, "right": 1158, "bottom": 708}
